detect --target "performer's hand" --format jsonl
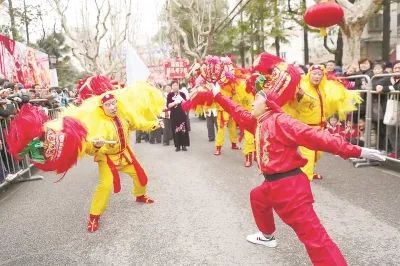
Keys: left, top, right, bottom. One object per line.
{"left": 177, "top": 94, "right": 185, "bottom": 102}
{"left": 92, "top": 138, "right": 105, "bottom": 149}
{"left": 211, "top": 83, "right": 221, "bottom": 96}
{"left": 296, "top": 88, "right": 304, "bottom": 101}
{"left": 13, "top": 97, "right": 22, "bottom": 103}
{"left": 360, "top": 148, "right": 386, "bottom": 161}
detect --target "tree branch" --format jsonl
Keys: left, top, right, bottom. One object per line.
{"left": 336, "top": 0, "right": 353, "bottom": 12}
{"left": 323, "top": 36, "right": 336, "bottom": 54}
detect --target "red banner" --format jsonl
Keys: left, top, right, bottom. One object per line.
{"left": 0, "top": 34, "right": 51, "bottom": 88}
{"left": 164, "top": 58, "right": 190, "bottom": 80}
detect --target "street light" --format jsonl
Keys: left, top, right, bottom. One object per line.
{"left": 49, "top": 55, "right": 57, "bottom": 69}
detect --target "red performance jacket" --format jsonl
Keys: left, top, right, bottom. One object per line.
{"left": 215, "top": 93, "right": 362, "bottom": 174}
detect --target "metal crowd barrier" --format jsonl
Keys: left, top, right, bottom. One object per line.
{"left": 0, "top": 116, "right": 43, "bottom": 189}
{"left": 370, "top": 73, "right": 400, "bottom": 164}
{"left": 337, "top": 73, "right": 400, "bottom": 167}
{"left": 0, "top": 105, "right": 64, "bottom": 189}
{"left": 336, "top": 75, "right": 380, "bottom": 167}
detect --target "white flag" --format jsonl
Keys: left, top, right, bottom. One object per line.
{"left": 126, "top": 46, "right": 150, "bottom": 85}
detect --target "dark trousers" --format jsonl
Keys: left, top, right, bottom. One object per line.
{"left": 136, "top": 131, "right": 149, "bottom": 143}
{"left": 206, "top": 113, "right": 218, "bottom": 141}
{"left": 149, "top": 128, "right": 162, "bottom": 144}
{"left": 163, "top": 118, "right": 173, "bottom": 145}
{"left": 186, "top": 114, "right": 191, "bottom": 132}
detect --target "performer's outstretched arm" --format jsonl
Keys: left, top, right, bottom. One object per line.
{"left": 274, "top": 113, "right": 361, "bottom": 159}
{"left": 214, "top": 93, "right": 257, "bottom": 135}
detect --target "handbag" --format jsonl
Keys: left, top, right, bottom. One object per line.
{"left": 383, "top": 95, "right": 400, "bottom": 125}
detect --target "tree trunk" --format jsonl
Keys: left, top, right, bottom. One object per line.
{"left": 240, "top": 42, "right": 245, "bottom": 67}
{"left": 7, "top": 0, "right": 18, "bottom": 40}
{"left": 273, "top": 0, "right": 280, "bottom": 56}
{"left": 240, "top": 12, "right": 245, "bottom": 67}
{"left": 23, "top": 0, "right": 29, "bottom": 44}
{"left": 302, "top": 0, "right": 309, "bottom": 65}
{"left": 260, "top": 2, "right": 265, "bottom": 52}
{"left": 382, "top": 0, "right": 391, "bottom": 62}
{"left": 275, "top": 36, "right": 280, "bottom": 57}
{"left": 340, "top": 23, "right": 364, "bottom": 68}
{"left": 336, "top": 0, "right": 383, "bottom": 67}
{"left": 335, "top": 29, "right": 343, "bottom": 66}
{"left": 250, "top": 14, "right": 254, "bottom": 64}
{"left": 303, "top": 25, "right": 309, "bottom": 64}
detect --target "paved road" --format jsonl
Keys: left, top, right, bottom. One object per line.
{"left": 0, "top": 117, "right": 400, "bottom": 265}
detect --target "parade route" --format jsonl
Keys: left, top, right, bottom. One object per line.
{"left": 1, "top": 117, "right": 400, "bottom": 266}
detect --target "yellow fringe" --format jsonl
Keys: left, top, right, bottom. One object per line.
{"left": 283, "top": 72, "right": 362, "bottom": 121}
{"left": 46, "top": 81, "right": 165, "bottom": 153}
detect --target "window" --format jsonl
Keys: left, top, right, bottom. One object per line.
{"left": 368, "top": 14, "right": 383, "bottom": 32}
{"left": 397, "top": 13, "right": 400, "bottom": 27}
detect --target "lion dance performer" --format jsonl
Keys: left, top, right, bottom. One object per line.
{"left": 7, "top": 75, "right": 165, "bottom": 233}
{"left": 209, "top": 52, "right": 384, "bottom": 265}
{"left": 283, "top": 65, "right": 361, "bottom": 180}
{"left": 184, "top": 56, "right": 255, "bottom": 167}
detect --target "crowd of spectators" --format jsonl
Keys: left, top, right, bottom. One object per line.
{"left": 294, "top": 59, "right": 400, "bottom": 158}
{"left": 0, "top": 79, "right": 78, "bottom": 183}
{"left": 0, "top": 79, "right": 77, "bottom": 119}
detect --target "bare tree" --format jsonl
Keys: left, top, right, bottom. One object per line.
{"left": 7, "top": 0, "right": 18, "bottom": 40}
{"left": 336, "top": 0, "right": 382, "bottom": 68}
{"left": 47, "top": 0, "right": 137, "bottom": 75}
{"left": 165, "top": 0, "right": 220, "bottom": 61}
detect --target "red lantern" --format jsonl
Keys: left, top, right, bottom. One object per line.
{"left": 304, "top": 2, "right": 344, "bottom": 36}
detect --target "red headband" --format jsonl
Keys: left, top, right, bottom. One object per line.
{"left": 309, "top": 65, "right": 324, "bottom": 72}
{"left": 101, "top": 93, "right": 115, "bottom": 104}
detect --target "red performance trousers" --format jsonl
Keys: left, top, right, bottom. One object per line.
{"left": 250, "top": 172, "right": 347, "bottom": 266}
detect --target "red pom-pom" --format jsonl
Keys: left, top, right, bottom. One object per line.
{"left": 6, "top": 104, "right": 48, "bottom": 159}
{"left": 77, "top": 75, "right": 114, "bottom": 101}
{"left": 36, "top": 117, "right": 87, "bottom": 174}
{"left": 252, "top": 53, "right": 283, "bottom": 75}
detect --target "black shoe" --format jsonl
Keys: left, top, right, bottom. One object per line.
{"left": 182, "top": 146, "right": 187, "bottom": 151}
{"left": 175, "top": 147, "right": 181, "bottom": 152}
{"left": 208, "top": 139, "right": 215, "bottom": 142}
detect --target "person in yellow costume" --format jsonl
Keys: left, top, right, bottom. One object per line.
{"left": 283, "top": 65, "right": 361, "bottom": 180}
{"left": 234, "top": 74, "right": 255, "bottom": 167}
{"left": 65, "top": 78, "right": 165, "bottom": 233}
{"left": 6, "top": 75, "right": 165, "bottom": 233}
{"left": 214, "top": 79, "right": 240, "bottom": 155}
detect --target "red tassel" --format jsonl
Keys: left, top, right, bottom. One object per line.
{"left": 219, "top": 111, "right": 225, "bottom": 129}
{"left": 126, "top": 146, "right": 148, "bottom": 186}
{"left": 6, "top": 104, "right": 48, "bottom": 159}
{"left": 106, "top": 156, "right": 121, "bottom": 193}
{"left": 36, "top": 117, "right": 87, "bottom": 175}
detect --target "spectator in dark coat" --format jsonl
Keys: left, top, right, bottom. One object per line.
{"left": 376, "top": 61, "right": 400, "bottom": 157}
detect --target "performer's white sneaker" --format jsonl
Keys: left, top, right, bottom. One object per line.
{"left": 246, "top": 232, "right": 278, "bottom": 248}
